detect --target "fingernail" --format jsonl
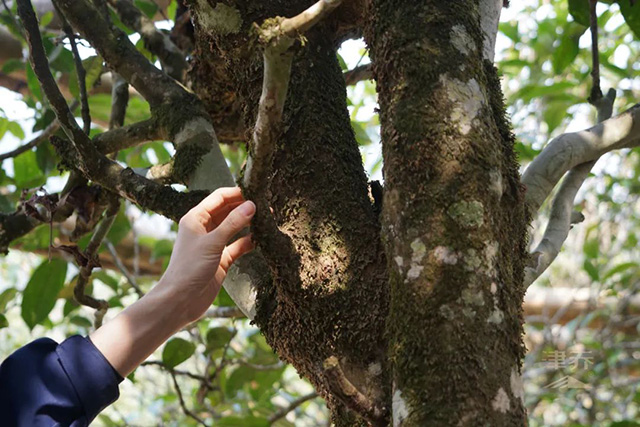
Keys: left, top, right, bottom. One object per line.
{"left": 239, "top": 200, "right": 256, "bottom": 216}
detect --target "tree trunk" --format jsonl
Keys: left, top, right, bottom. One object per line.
{"left": 191, "top": 1, "right": 389, "bottom": 423}
{"left": 365, "top": 1, "right": 529, "bottom": 425}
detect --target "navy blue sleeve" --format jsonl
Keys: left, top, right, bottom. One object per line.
{"left": 0, "top": 335, "right": 123, "bottom": 427}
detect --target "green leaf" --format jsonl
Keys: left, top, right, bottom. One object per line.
{"left": 583, "top": 260, "right": 600, "bottom": 282}
{"left": 206, "top": 327, "right": 234, "bottom": 351}
{"left": 352, "top": 121, "right": 371, "bottom": 146}
{"left": 568, "top": 0, "right": 590, "bottom": 26}
{"left": 39, "top": 11, "right": 54, "bottom": 27}
{"left": 69, "top": 315, "right": 92, "bottom": 328}
{"left": 1, "top": 58, "right": 24, "bottom": 74}
{"left": 152, "top": 239, "right": 173, "bottom": 258}
{"left": 69, "top": 56, "right": 104, "bottom": 99}
{"left": 0, "top": 117, "right": 7, "bottom": 140}
{"left": 106, "top": 207, "right": 131, "bottom": 245}
{"left": 0, "top": 288, "right": 18, "bottom": 313}
{"left": 213, "top": 286, "right": 236, "bottom": 307}
{"left": 619, "top": 0, "right": 640, "bottom": 39}
{"left": 167, "top": 0, "right": 177, "bottom": 20}
{"left": 0, "top": 313, "right": 8, "bottom": 329}
{"left": 7, "top": 121, "right": 25, "bottom": 140}
{"left": 162, "top": 337, "right": 196, "bottom": 368}
{"left": 93, "top": 270, "right": 120, "bottom": 291}
{"left": 21, "top": 259, "right": 68, "bottom": 329}
{"left": 552, "top": 23, "right": 586, "bottom": 74}
{"left": 602, "top": 262, "right": 638, "bottom": 281}
{"left": 35, "top": 141, "right": 59, "bottom": 175}
{"left": 134, "top": 0, "right": 158, "bottom": 18}
{"left": 25, "top": 64, "right": 42, "bottom": 101}
{"left": 14, "top": 150, "right": 46, "bottom": 189}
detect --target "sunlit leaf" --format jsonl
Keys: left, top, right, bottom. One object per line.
{"left": 162, "top": 337, "right": 196, "bottom": 368}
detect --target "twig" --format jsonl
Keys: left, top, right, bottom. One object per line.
{"left": 169, "top": 370, "right": 207, "bottom": 426}
{"left": 343, "top": 63, "right": 372, "bottom": 86}
{"left": 141, "top": 360, "right": 213, "bottom": 388}
{"left": 323, "top": 356, "right": 387, "bottom": 426}
{"left": 268, "top": 392, "right": 319, "bottom": 424}
{"left": 0, "top": 121, "right": 59, "bottom": 161}
{"left": 58, "top": 10, "right": 92, "bottom": 134}
{"left": 73, "top": 198, "right": 120, "bottom": 328}
{"left": 588, "top": 0, "right": 601, "bottom": 104}
{"left": 104, "top": 240, "right": 144, "bottom": 297}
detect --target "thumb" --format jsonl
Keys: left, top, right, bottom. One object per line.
{"left": 209, "top": 200, "right": 256, "bottom": 246}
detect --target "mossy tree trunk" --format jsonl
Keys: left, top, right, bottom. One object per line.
{"left": 189, "top": 0, "right": 528, "bottom": 425}
{"left": 365, "top": 1, "right": 529, "bottom": 425}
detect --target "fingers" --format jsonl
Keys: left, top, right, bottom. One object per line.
{"left": 219, "top": 234, "right": 255, "bottom": 272}
{"left": 209, "top": 200, "right": 256, "bottom": 245}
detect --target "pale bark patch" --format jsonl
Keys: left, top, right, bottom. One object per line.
{"left": 433, "top": 246, "right": 458, "bottom": 265}
{"left": 392, "top": 387, "right": 409, "bottom": 427}
{"left": 175, "top": 117, "right": 215, "bottom": 146}
{"left": 447, "top": 200, "right": 485, "bottom": 229}
{"left": 440, "top": 76, "right": 485, "bottom": 135}
{"left": 491, "top": 387, "right": 510, "bottom": 413}
{"left": 450, "top": 25, "right": 472, "bottom": 56}
{"left": 406, "top": 238, "right": 427, "bottom": 281}
{"left": 510, "top": 368, "right": 525, "bottom": 404}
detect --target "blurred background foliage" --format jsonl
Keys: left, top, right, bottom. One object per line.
{"left": 0, "top": 0, "right": 639, "bottom": 425}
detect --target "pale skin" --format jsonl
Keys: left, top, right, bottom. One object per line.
{"left": 90, "top": 187, "right": 256, "bottom": 377}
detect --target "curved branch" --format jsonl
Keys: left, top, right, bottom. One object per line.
{"left": 521, "top": 102, "right": 640, "bottom": 214}
{"left": 268, "top": 392, "right": 319, "bottom": 424}
{"left": 0, "top": 119, "right": 59, "bottom": 161}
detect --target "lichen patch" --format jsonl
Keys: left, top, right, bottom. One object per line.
{"left": 433, "top": 246, "right": 458, "bottom": 265}
{"left": 195, "top": 0, "right": 242, "bottom": 35}
{"left": 450, "top": 25, "right": 473, "bottom": 56}
{"left": 491, "top": 387, "right": 510, "bottom": 413}
{"left": 440, "top": 76, "right": 486, "bottom": 135}
{"left": 393, "top": 387, "right": 409, "bottom": 427}
{"left": 448, "top": 200, "right": 485, "bottom": 229}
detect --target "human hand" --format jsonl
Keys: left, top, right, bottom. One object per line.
{"left": 154, "top": 187, "right": 256, "bottom": 323}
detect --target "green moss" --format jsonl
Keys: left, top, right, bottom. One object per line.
{"left": 196, "top": 0, "right": 242, "bottom": 35}
{"left": 447, "top": 200, "right": 485, "bottom": 229}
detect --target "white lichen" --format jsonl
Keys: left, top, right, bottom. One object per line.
{"left": 461, "top": 287, "right": 485, "bottom": 307}
{"left": 450, "top": 25, "right": 473, "bottom": 56}
{"left": 406, "top": 238, "right": 427, "bottom": 281}
{"left": 487, "top": 308, "right": 504, "bottom": 324}
{"left": 439, "top": 304, "right": 455, "bottom": 320}
{"left": 433, "top": 246, "right": 458, "bottom": 265}
{"left": 368, "top": 362, "right": 382, "bottom": 377}
{"left": 491, "top": 387, "right": 510, "bottom": 413}
{"left": 394, "top": 256, "right": 405, "bottom": 268}
{"left": 393, "top": 387, "right": 409, "bottom": 427}
{"left": 440, "top": 76, "right": 486, "bottom": 135}
{"left": 490, "top": 282, "right": 498, "bottom": 294}
{"left": 510, "top": 368, "right": 525, "bottom": 404}
{"left": 195, "top": 0, "right": 242, "bottom": 35}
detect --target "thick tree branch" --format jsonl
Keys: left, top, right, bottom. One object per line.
{"left": 108, "top": 0, "right": 187, "bottom": 81}
{"left": 109, "top": 72, "right": 128, "bottom": 129}
{"left": 479, "top": 0, "right": 504, "bottom": 61}
{"left": 343, "top": 63, "right": 371, "bottom": 85}
{"left": 521, "top": 102, "right": 640, "bottom": 214}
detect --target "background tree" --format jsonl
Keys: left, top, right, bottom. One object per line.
{"left": 0, "top": 0, "right": 639, "bottom": 425}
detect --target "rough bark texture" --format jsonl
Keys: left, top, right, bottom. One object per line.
{"left": 365, "top": 1, "right": 529, "bottom": 425}
{"left": 191, "top": 0, "right": 389, "bottom": 423}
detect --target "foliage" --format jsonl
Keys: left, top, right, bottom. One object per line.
{"left": 0, "top": 0, "right": 639, "bottom": 425}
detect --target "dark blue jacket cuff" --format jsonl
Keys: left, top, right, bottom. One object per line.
{"left": 56, "top": 335, "right": 123, "bottom": 421}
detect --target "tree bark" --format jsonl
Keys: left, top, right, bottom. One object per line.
{"left": 365, "top": 1, "right": 529, "bottom": 425}
{"left": 191, "top": 1, "right": 389, "bottom": 423}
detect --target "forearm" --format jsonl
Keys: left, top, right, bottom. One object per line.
{"left": 89, "top": 283, "right": 190, "bottom": 378}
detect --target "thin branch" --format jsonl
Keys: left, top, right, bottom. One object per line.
{"left": 343, "top": 63, "right": 372, "bottom": 86}
{"left": 169, "top": 370, "right": 207, "bottom": 426}
{"left": 104, "top": 240, "right": 144, "bottom": 297}
{"left": 60, "top": 13, "right": 92, "bottom": 134}
{"left": 73, "top": 198, "right": 119, "bottom": 328}
{"left": 323, "top": 356, "right": 387, "bottom": 426}
{"left": 141, "top": 360, "right": 213, "bottom": 387}
{"left": 268, "top": 392, "right": 319, "bottom": 424}
{"left": 108, "top": 0, "right": 187, "bottom": 81}
{"left": 0, "top": 120, "right": 59, "bottom": 161}
{"left": 203, "top": 306, "right": 245, "bottom": 319}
